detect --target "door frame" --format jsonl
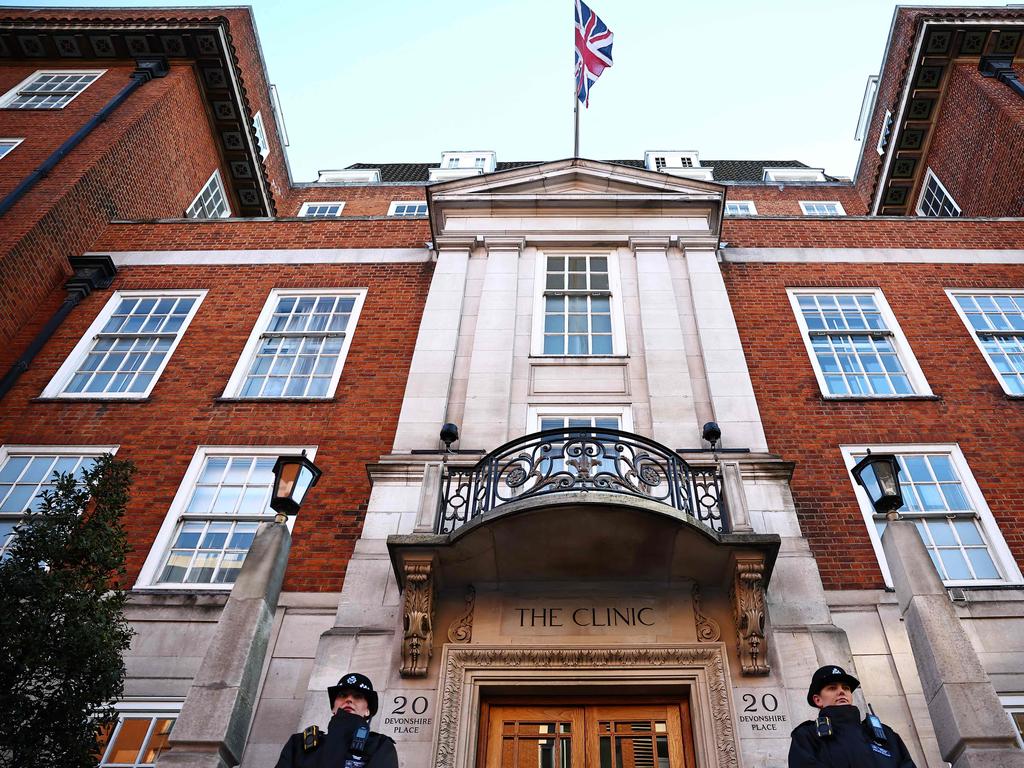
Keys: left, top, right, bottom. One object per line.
{"left": 433, "top": 645, "right": 739, "bottom": 768}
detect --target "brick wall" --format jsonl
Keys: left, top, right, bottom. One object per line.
{"left": 923, "top": 63, "right": 1024, "bottom": 217}
{"left": 725, "top": 185, "right": 867, "bottom": 215}
{"left": 723, "top": 258, "right": 1024, "bottom": 589}
{"left": 0, "top": 64, "right": 226, "bottom": 364}
{"left": 0, "top": 260, "right": 433, "bottom": 592}
{"left": 281, "top": 184, "right": 428, "bottom": 217}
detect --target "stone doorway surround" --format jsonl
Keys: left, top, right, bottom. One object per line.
{"left": 434, "top": 644, "right": 739, "bottom": 768}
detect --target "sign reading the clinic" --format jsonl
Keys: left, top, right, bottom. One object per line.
{"left": 377, "top": 690, "right": 435, "bottom": 741}
{"left": 733, "top": 689, "right": 791, "bottom": 736}
{"left": 501, "top": 599, "right": 660, "bottom": 636}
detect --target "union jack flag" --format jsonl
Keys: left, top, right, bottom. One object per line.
{"left": 575, "top": 0, "right": 614, "bottom": 107}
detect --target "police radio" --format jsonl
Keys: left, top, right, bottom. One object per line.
{"left": 866, "top": 704, "right": 887, "bottom": 743}
{"left": 815, "top": 714, "right": 833, "bottom": 738}
{"left": 343, "top": 723, "right": 371, "bottom": 768}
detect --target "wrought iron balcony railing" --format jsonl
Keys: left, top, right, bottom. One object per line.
{"left": 437, "top": 427, "right": 727, "bottom": 534}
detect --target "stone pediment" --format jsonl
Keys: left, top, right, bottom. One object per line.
{"left": 429, "top": 158, "right": 723, "bottom": 202}
{"left": 428, "top": 158, "right": 725, "bottom": 244}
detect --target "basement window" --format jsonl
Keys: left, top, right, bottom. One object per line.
{"left": 96, "top": 701, "right": 181, "bottom": 767}
{"left": 842, "top": 444, "right": 1022, "bottom": 587}
{"left": 185, "top": 170, "right": 230, "bottom": 219}
{"left": 916, "top": 169, "right": 961, "bottom": 218}
{"left": 0, "top": 70, "right": 104, "bottom": 109}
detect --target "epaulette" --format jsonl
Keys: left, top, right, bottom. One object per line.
{"left": 302, "top": 725, "right": 323, "bottom": 752}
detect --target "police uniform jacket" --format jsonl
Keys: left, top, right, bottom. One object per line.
{"left": 788, "top": 705, "right": 916, "bottom": 768}
{"left": 275, "top": 711, "right": 398, "bottom": 768}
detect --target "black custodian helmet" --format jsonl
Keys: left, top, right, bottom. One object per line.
{"left": 806, "top": 664, "right": 861, "bottom": 707}
{"left": 327, "top": 672, "right": 379, "bottom": 717}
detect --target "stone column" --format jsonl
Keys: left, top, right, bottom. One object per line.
{"left": 631, "top": 237, "right": 699, "bottom": 447}
{"left": 392, "top": 239, "right": 473, "bottom": 452}
{"left": 685, "top": 248, "right": 768, "bottom": 452}
{"left": 459, "top": 238, "right": 523, "bottom": 449}
{"left": 882, "top": 520, "right": 1024, "bottom": 768}
{"left": 156, "top": 522, "right": 291, "bottom": 768}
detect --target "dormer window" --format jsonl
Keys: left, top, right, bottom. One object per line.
{"left": 644, "top": 151, "right": 700, "bottom": 172}
{"left": 762, "top": 168, "right": 827, "bottom": 183}
{"left": 447, "top": 157, "right": 459, "bottom": 169}
{"left": 430, "top": 151, "right": 497, "bottom": 181}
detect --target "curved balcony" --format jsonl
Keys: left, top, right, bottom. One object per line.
{"left": 437, "top": 427, "right": 727, "bottom": 534}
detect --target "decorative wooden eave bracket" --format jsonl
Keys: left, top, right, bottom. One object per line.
{"left": 730, "top": 552, "right": 770, "bottom": 675}
{"left": 399, "top": 553, "right": 437, "bottom": 677}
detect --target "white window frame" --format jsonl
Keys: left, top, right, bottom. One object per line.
{"left": 724, "top": 201, "right": 757, "bottom": 216}
{"left": 947, "top": 289, "right": 1024, "bottom": 396}
{"left": 0, "top": 444, "right": 119, "bottom": 558}
{"left": 840, "top": 443, "right": 1022, "bottom": 588}
{"left": 387, "top": 200, "right": 428, "bottom": 217}
{"left": 527, "top": 404, "right": 634, "bottom": 433}
{"left": 185, "top": 170, "right": 231, "bottom": 219}
{"left": 787, "top": 287, "right": 932, "bottom": 398}
{"left": 0, "top": 69, "right": 105, "bottom": 109}
{"left": 530, "top": 250, "right": 627, "bottom": 357}
{"left": 1001, "top": 695, "right": 1024, "bottom": 748}
{"left": 252, "top": 111, "right": 269, "bottom": 158}
{"left": 98, "top": 700, "right": 182, "bottom": 768}
{"left": 799, "top": 201, "right": 846, "bottom": 216}
{"left": 876, "top": 110, "right": 893, "bottom": 156}
{"left": 40, "top": 290, "right": 206, "bottom": 400}
{"left": 916, "top": 168, "right": 962, "bottom": 218}
{"left": 222, "top": 288, "right": 367, "bottom": 399}
{"left": 0, "top": 138, "right": 24, "bottom": 159}
{"left": 298, "top": 201, "right": 345, "bottom": 218}
{"left": 135, "top": 445, "right": 313, "bottom": 590}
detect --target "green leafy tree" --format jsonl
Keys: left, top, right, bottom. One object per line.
{"left": 0, "top": 454, "right": 135, "bottom": 768}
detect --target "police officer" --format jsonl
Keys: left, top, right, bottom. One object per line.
{"left": 275, "top": 672, "right": 398, "bottom": 768}
{"left": 789, "top": 665, "right": 917, "bottom": 767}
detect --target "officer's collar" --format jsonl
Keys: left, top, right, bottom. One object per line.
{"left": 819, "top": 704, "right": 861, "bottom": 723}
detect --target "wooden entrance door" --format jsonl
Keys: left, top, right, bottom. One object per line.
{"left": 481, "top": 701, "right": 696, "bottom": 768}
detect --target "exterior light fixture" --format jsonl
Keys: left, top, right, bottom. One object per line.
{"left": 851, "top": 450, "right": 905, "bottom": 520}
{"left": 270, "top": 451, "right": 323, "bottom": 523}
{"left": 440, "top": 423, "right": 460, "bottom": 453}
{"left": 702, "top": 421, "right": 721, "bottom": 450}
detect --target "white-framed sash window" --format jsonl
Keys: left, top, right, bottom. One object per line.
{"left": 298, "top": 201, "right": 345, "bottom": 218}
{"left": 947, "top": 290, "right": 1024, "bottom": 395}
{"left": 788, "top": 288, "right": 931, "bottom": 397}
{"left": 917, "top": 169, "right": 961, "bottom": 218}
{"left": 799, "top": 201, "right": 846, "bottom": 216}
{"left": 41, "top": 291, "right": 206, "bottom": 399}
{"left": 0, "top": 445, "right": 117, "bottom": 559}
{"left": 531, "top": 251, "right": 626, "bottom": 356}
{"left": 135, "top": 445, "right": 314, "bottom": 589}
{"left": 841, "top": 444, "right": 1022, "bottom": 587}
{"left": 185, "top": 170, "right": 230, "bottom": 219}
{"left": 0, "top": 69, "right": 104, "bottom": 109}
{"left": 222, "top": 288, "right": 366, "bottom": 399}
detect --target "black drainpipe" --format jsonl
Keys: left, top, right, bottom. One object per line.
{"left": 0, "top": 57, "right": 169, "bottom": 219}
{"left": 0, "top": 254, "right": 117, "bottom": 400}
{"left": 979, "top": 56, "right": 1024, "bottom": 100}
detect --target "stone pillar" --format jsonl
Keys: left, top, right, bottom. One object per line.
{"left": 459, "top": 238, "right": 523, "bottom": 449}
{"left": 882, "top": 520, "right": 1024, "bottom": 768}
{"left": 685, "top": 248, "right": 768, "bottom": 452}
{"left": 392, "top": 239, "right": 472, "bottom": 452}
{"left": 631, "top": 237, "right": 699, "bottom": 447}
{"left": 156, "top": 521, "right": 291, "bottom": 768}
{"left": 719, "top": 459, "right": 753, "bottom": 533}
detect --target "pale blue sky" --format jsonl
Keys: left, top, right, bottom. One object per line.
{"left": 5, "top": 1, "right": 1008, "bottom": 180}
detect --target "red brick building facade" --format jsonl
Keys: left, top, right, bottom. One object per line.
{"left": 2, "top": 5, "right": 1024, "bottom": 768}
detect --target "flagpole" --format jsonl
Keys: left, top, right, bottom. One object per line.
{"left": 574, "top": 96, "right": 580, "bottom": 157}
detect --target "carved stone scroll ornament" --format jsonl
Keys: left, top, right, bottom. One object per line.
{"left": 400, "top": 557, "right": 436, "bottom": 677}
{"left": 730, "top": 554, "right": 770, "bottom": 675}
{"left": 691, "top": 582, "right": 721, "bottom": 642}
{"left": 447, "top": 585, "right": 475, "bottom": 643}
